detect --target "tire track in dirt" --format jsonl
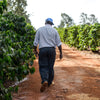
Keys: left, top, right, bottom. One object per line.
{"left": 13, "top": 44, "right": 100, "bottom": 100}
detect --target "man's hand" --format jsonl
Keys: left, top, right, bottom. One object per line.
{"left": 60, "top": 53, "right": 63, "bottom": 59}
{"left": 34, "top": 46, "right": 38, "bottom": 57}
{"left": 58, "top": 45, "right": 63, "bottom": 60}
{"left": 34, "top": 50, "right": 38, "bottom": 57}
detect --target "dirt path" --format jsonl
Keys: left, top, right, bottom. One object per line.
{"left": 13, "top": 44, "right": 100, "bottom": 100}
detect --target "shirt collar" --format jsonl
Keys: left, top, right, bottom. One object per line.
{"left": 45, "top": 24, "right": 52, "bottom": 27}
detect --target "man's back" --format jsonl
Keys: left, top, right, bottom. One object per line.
{"left": 34, "top": 24, "right": 61, "bottom": 49}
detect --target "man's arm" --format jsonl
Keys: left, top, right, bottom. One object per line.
{"left": 58, "top": 45, "right": 63, "bottom": 59}
{"left": 33, "top": 30, "right": 39, "bottom": 57}
{"left": 55, "top": 30, "right": 63, "bottom": 59}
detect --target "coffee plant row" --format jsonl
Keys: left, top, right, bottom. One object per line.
{"left": 61, "top": 24, "right": 100, "bottom": 51}
{"left": 0, "top": 10, "right": 36, "bottom": 100}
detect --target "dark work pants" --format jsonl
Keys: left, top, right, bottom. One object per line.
{"left": 39, "top": 47, "right": 56, "bottom": 85}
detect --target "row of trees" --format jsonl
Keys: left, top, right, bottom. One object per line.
{"left": 57, "top": 12, "right": 100, "bottom": 52}
{"left": 0, "top": 0, "right": 36, "bottom": 99}
{"left": 63, "top": 24, "right": 100, "bottom": 51}
{"left": 59, "top": 13, "right": 98, "bottom": 27}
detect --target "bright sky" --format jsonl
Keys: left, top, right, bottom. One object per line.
{"left": 26, "top": 0, "right": 100, "bottom": 29}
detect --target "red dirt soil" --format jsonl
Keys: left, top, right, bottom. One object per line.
{"left": 13, "top": 44, "right": 100, "bottom": 100}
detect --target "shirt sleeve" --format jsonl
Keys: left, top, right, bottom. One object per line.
{"left": 55, "top": 31, "right": 62, "bottom": 47}
{"left": 33, "top": 30, "right": 39, "bottom": 46}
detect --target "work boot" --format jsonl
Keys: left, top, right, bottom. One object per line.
{"left": 40, "top": 81, "right": 48, "bottom": 92}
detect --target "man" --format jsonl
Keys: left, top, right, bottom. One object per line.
{"left": 33, "top": 18, "right": 62, "bottom": 92}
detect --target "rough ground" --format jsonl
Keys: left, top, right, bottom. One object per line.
{"left": 13, "top": 44, "right": 100, "bottom": 100}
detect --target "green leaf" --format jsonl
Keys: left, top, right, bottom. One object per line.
{"left": 0, "top": 6, "right": 3, "bottom": 14}
{"left": 30, "top": 60, "right": 33, "bottom": 66}
{"left": 29, "top": 67, "right": 35, "bottom": 74}
{"left": 15, "top": 86, "right": 18, "bottom": 93}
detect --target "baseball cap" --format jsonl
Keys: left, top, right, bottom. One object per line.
{"left": 45, "top": 18, "right": 54, "bottom": 25}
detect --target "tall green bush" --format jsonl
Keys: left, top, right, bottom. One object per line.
{"left": 88, "top": 23, "right": 100, "bottom": 51}
{"left": 78, "top": 25, "right": 91, "bottom": 50}
{"left": 0, "top": 12, "right": 36, "bottom": 100}
{"left": 56, "top": 28, "right": 65, "bottom": 42}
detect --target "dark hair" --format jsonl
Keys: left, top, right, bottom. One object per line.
{"left": 46, "top": 21, "right": 53, "bottom": 25}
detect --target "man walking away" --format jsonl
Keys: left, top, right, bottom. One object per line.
{"left": 33, "top": 18, "right": 63, "bottom": 92}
